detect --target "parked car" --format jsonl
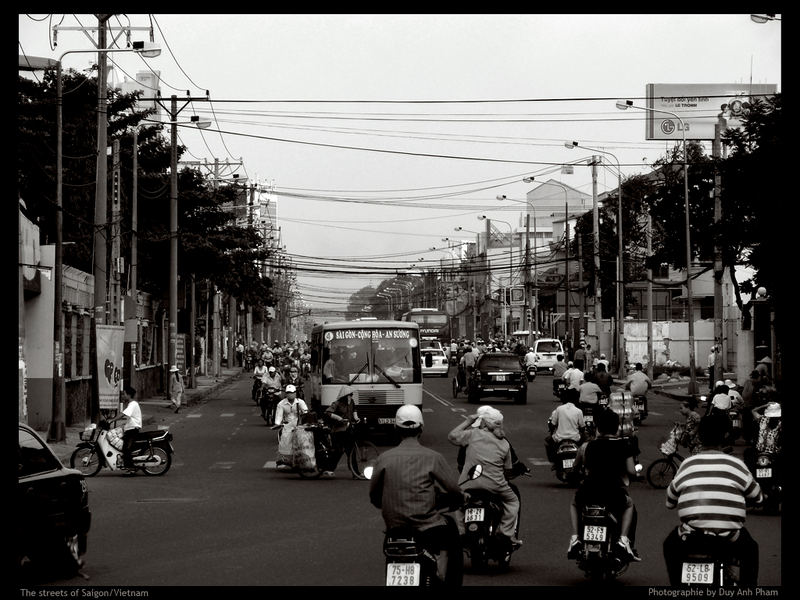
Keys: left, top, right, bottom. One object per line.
{"left": 17, "top": 423, "right": 91, "bottom": 580}
{"left": 422, "top": 347, "right": 450, "bottom": 377}
{"left": 467, "top": 352, "right": 527, "bottom": 404}
{"left": 533, "top": 338, "right": 564, "bottom": 373}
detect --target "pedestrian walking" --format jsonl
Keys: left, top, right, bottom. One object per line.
{"left": 169, "top": 365, "right": 184, "bottom": 413}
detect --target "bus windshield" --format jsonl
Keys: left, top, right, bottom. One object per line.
{"left": 322, "top": 327, "right": 420, "bottom": 385}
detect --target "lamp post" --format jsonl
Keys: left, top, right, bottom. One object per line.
{"left": 478, "top": 215, "right": 513, "bottom": 339}
{"left": 617, "top": 99, "right": 696, "bottom": 394}
{"left": 153, "top": 95, "right": 211, "bottom": 373}
{"left": 567, "top": 142, "right": 626, "bottom": 377}
{"left": 50, "top": 41, "right": 160, "bottom": 442}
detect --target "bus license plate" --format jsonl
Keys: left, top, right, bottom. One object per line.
{"left": 681, "top": 562, "right": 714, "bottom": 584}
{"left": 562, "top": 458, "right": 574, "bottom": 469}
{"left": 378, "top": 418, "right": 395, "bottom": 425}
{"left": 583, "top": 525, "right": 606, "bottom": 542}
{"left": 465, "top": 507, "right": 485, "bottom": 522}
{"left": 386, "top": 562, "right": 420, "bottom": 586}
{"left": 757, "top": 467, "right": 772, "bottom": 478}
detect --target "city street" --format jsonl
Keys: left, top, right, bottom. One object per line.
{"left": 31, "top": 370, "right": 781, "bottom": 589}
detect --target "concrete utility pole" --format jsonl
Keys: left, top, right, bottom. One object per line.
{"left": 591, "top": 156, "right": 602, "bottom": 355}
{"left": 713, "top": 118, "right": 725, "bottom": 380}
{"left": 93, "top": 15, "right": 111, "bottom": 323}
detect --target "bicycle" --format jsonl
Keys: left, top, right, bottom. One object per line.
{"left": 347, "top": 421, "right": 380, "bottom": 480}
{"left": 646, "top": 422, "right": 685, "bottom": 489}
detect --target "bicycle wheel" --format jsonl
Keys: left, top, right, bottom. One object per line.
{"left": 349, "top": 440, "right": 380, "bottom": 479}
{"left": 647, "top": 457, "right": 678, "bottom": 489}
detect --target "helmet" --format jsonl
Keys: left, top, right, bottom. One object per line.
{"left": 268, "top": 366, "right": 276, "bottom": 373}
{"left": 395, "top": 405, "right": 424, "bottom": 429}
{"left": 285, "top": 384, "right": 296, "bottom": 393}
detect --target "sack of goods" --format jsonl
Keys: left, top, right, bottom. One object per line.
{"left": 278, "top": 425, "right": 295, "bottom": 465}
{"left": 291, "top": 427, "right": 317, "bottom": 471}
{"left": 660, "top": 437, "right": 677, "bottom": 456}
{"left": 107, "top": 427, "right": 125, "bottom": 450}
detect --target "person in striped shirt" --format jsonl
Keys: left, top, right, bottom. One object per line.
{"left": 663, "top": 411, "right": 763, "bottom": 586}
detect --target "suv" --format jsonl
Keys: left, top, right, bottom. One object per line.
{"left": 467, "top": 352, "right": 527, "bottom": 404}
{"left": 533, "top": 338, "right": 564, "bottom": 373}
{"left": 17, "top": 423, "right": 91, "bottom": 580}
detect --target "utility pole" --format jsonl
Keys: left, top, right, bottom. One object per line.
{"left": 524, "top": 214, "right": 531, "bottom": 346}
{"left": 93, "top": 15, "right": 111, "bottom": 323}
{"left": 591, "top": 156, "right": 603, "bottom": 356}
{"left": 713, "top": 117, "right": 725, "bottom": 380}
{"left": 110, "top": 139, "right": 122, "bottom": 326}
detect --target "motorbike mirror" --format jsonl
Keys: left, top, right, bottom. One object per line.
{"left": 468, "top": 464, "right": 483, "bottom": 480}
{"left": 362, "top": 466, "right": 374, "bottom": 480}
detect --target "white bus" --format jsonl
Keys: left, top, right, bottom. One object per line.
{"left": 308, "top": 319, "right": 422, "bottom": 427}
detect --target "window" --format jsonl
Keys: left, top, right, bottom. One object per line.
{"left": 18, "top": 428, "right": 61, "bottom": 477}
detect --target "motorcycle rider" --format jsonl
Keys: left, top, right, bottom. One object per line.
{"left": 284, "top": 365, "right": 305, "bottom": 399}
{"left": 252, "top": 358, "right": 268, "bottom": 402}
{"left": 369, "top": 405, "right": 464, "bottom": 586}
{"left": 563, "top": 361, "right": 584, "bottom": 392}
{"left": 552, "top": 353, "right": 568, "bottom": 396}
{"left": 744, "top": 394, "right": 782, "bottom": 474}
{"left": 260, "top": 366, "right": 283, "bottom": 422}
{"left": 323, "top": 385, "right": 361, "bottom": 479}
{"left": 663, "top": 412, "right": 763, "bottom": 587}
{"left": 116, "top": 385, "right": 142, "bottom": 472}
{"left": 568, "top": 407, "right": 641, "bottom": 561}
{"left": 592, "top": 361, "right": 613, "bottom": 397}
{"left": 448, "top": 406, "right": 523, "bottom": 548}
{"left": 523, "top": 346, "right": 537, "bottom": 372}
{"left": 273, "top": 384, "right": 309, "bottom": 428}
{"left": 545, "top": 388, "right": 585, "bottom": 464}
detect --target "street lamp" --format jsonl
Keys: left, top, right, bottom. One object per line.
{"left": 51, "top": 41, "right": 160, "bottom": 442}
{"left": 617, "top": 99, "right": 696, "bottom": 394}
{"left": 478, "top": 215, "right": 513, "bottom": 339}
{"left": 567, "top": 141, "right": 626, "bottom": 377}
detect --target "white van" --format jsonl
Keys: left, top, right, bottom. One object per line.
{"left": 533, "top": 338, "right": 564, "bottom": 373}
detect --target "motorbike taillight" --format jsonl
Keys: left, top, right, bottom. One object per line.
{"left": 756, "top": 455, "right": 771, "bottom": 467}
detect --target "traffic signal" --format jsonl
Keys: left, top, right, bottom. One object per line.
{"left": 526, "top": 308, "right": 532, "bottom": 323}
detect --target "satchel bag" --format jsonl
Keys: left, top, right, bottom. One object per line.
{"left": 292, "top": 427, "right": 317, "bottom": 471}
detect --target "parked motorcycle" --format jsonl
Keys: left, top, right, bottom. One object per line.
{"left": 70, "top": 420, "right": 173, "bottom": 476}
{"left": 573, "top": 503, "right": 632, "bottom": 581}
{"left": 460, "top": 461, "right": 526, "bottom": 572}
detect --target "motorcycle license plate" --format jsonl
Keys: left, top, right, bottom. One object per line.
{"left": 583, "top": 525, "right": 607, "bottom": 542}
{"left": 465, "top": 507, "right": 485, "bottom": 522}
{"left": 386, "top": 562, "right": 421, "bottom": 586}
{"left": 599, "top": 399, "right": 608, "bottom": 406}
{"left": 378, "top": 418, "right": 395, "bottom": 425}
{"left": 584, "top": 415, "right": 594, "bottom": 423}
{"left": 757, "top": 467, "right": 772, "bottom": 478}
{"left": 681, "top": 562, "right": 714, "bottom": 584}
{"left": 731, "top": 419, "right": 741, "bottom": 428}
{"left": 562, "top": 458, "right": 575, "bottom": 469}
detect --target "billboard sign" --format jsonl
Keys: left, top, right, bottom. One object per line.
{"left": 645, "top": 83, "right": 778, "bottom": 141}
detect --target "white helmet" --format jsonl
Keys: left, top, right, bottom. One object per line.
{"left": 395, "top": 405, "right": 424, "bottom": 429}
{"left": 285, "top": 384, "right": 296, "bottom": 393}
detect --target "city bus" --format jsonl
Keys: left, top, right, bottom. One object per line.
{"left": 308, "top": 319, "right": 422, "bottom": 428}
{"left": 401, "top": 307, "right": 450, "bottom": 350}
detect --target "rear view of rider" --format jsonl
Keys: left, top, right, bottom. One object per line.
{"left": 545, "top": 388, "right": 585, "bottom": 464}
{"left": 663, "top": 411, "right": 763, "bottom": 586}
{"left": 568, "top": 407, "right": 641, "bottom": 561}
{"left": 369, "top": 405, "right": 464, "bottom": 585}
{"left": 448, "top": 406, "right": 523, "bottom": 548}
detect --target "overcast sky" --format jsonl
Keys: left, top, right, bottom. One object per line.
{"left": 18, "top": 13, "right": 782, "bottom": 316}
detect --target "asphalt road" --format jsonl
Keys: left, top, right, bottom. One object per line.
{"left": 25, "top": 369, "right": 781, "bottom": 592}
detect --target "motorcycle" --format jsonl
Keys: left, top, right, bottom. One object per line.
{"left": 554, "top": 439, "right": 581, "bottom": 485}
{"left": 260, "top": 386, "right": 281, "bottom": 424}
{"left": 526, "top": 364, "right": 537, "bottom": 382}
{"left": 753, "top": 452, "right": 781, "bottom": 514}
{"left": 382, "top": 527, "right": 444, "bottom": 586}
{"left": 573, "top": 503, "right": 632, "bottom": 581}
{"left": 633, "top": 395, "right": 648, "bottom": 424}
{"left": 553, "top": 380, "right": 567, "bottom": 401}
{"left": 726, "top": 407, "right": 743, "bottom": 443}
{"left": 460, "top": 463, "right": 527, "bottom": 572}
{"left": 580, "top": 402, "right": 598, "bottom": 440}
{"left": 70, "top": 420, "right": 173, "bottom": 476}
{"left": 672, "top": 532, "right": 743, "bottom": 587}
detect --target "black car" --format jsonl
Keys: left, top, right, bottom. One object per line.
{"left": 467, "top": 352, "right": 527, "bottom": 404}
{"left": 17, "top": 423, "right": 91, "bottom": 580}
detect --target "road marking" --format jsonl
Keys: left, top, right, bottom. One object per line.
{"left": 530, "top": 458, "right": 552, "bottom": 466}
{"left": 210, "top": 461, "right": 236, "bottom": 470}
{"left": 187, "top": 413, "right": 202, "bottom": 418}
{"left": 220, "top": 413, "right": 236, "bottom": 418}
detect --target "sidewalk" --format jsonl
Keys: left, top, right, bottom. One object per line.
{"left": 39, "top": 367, "right": 246, "bottom": 464}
